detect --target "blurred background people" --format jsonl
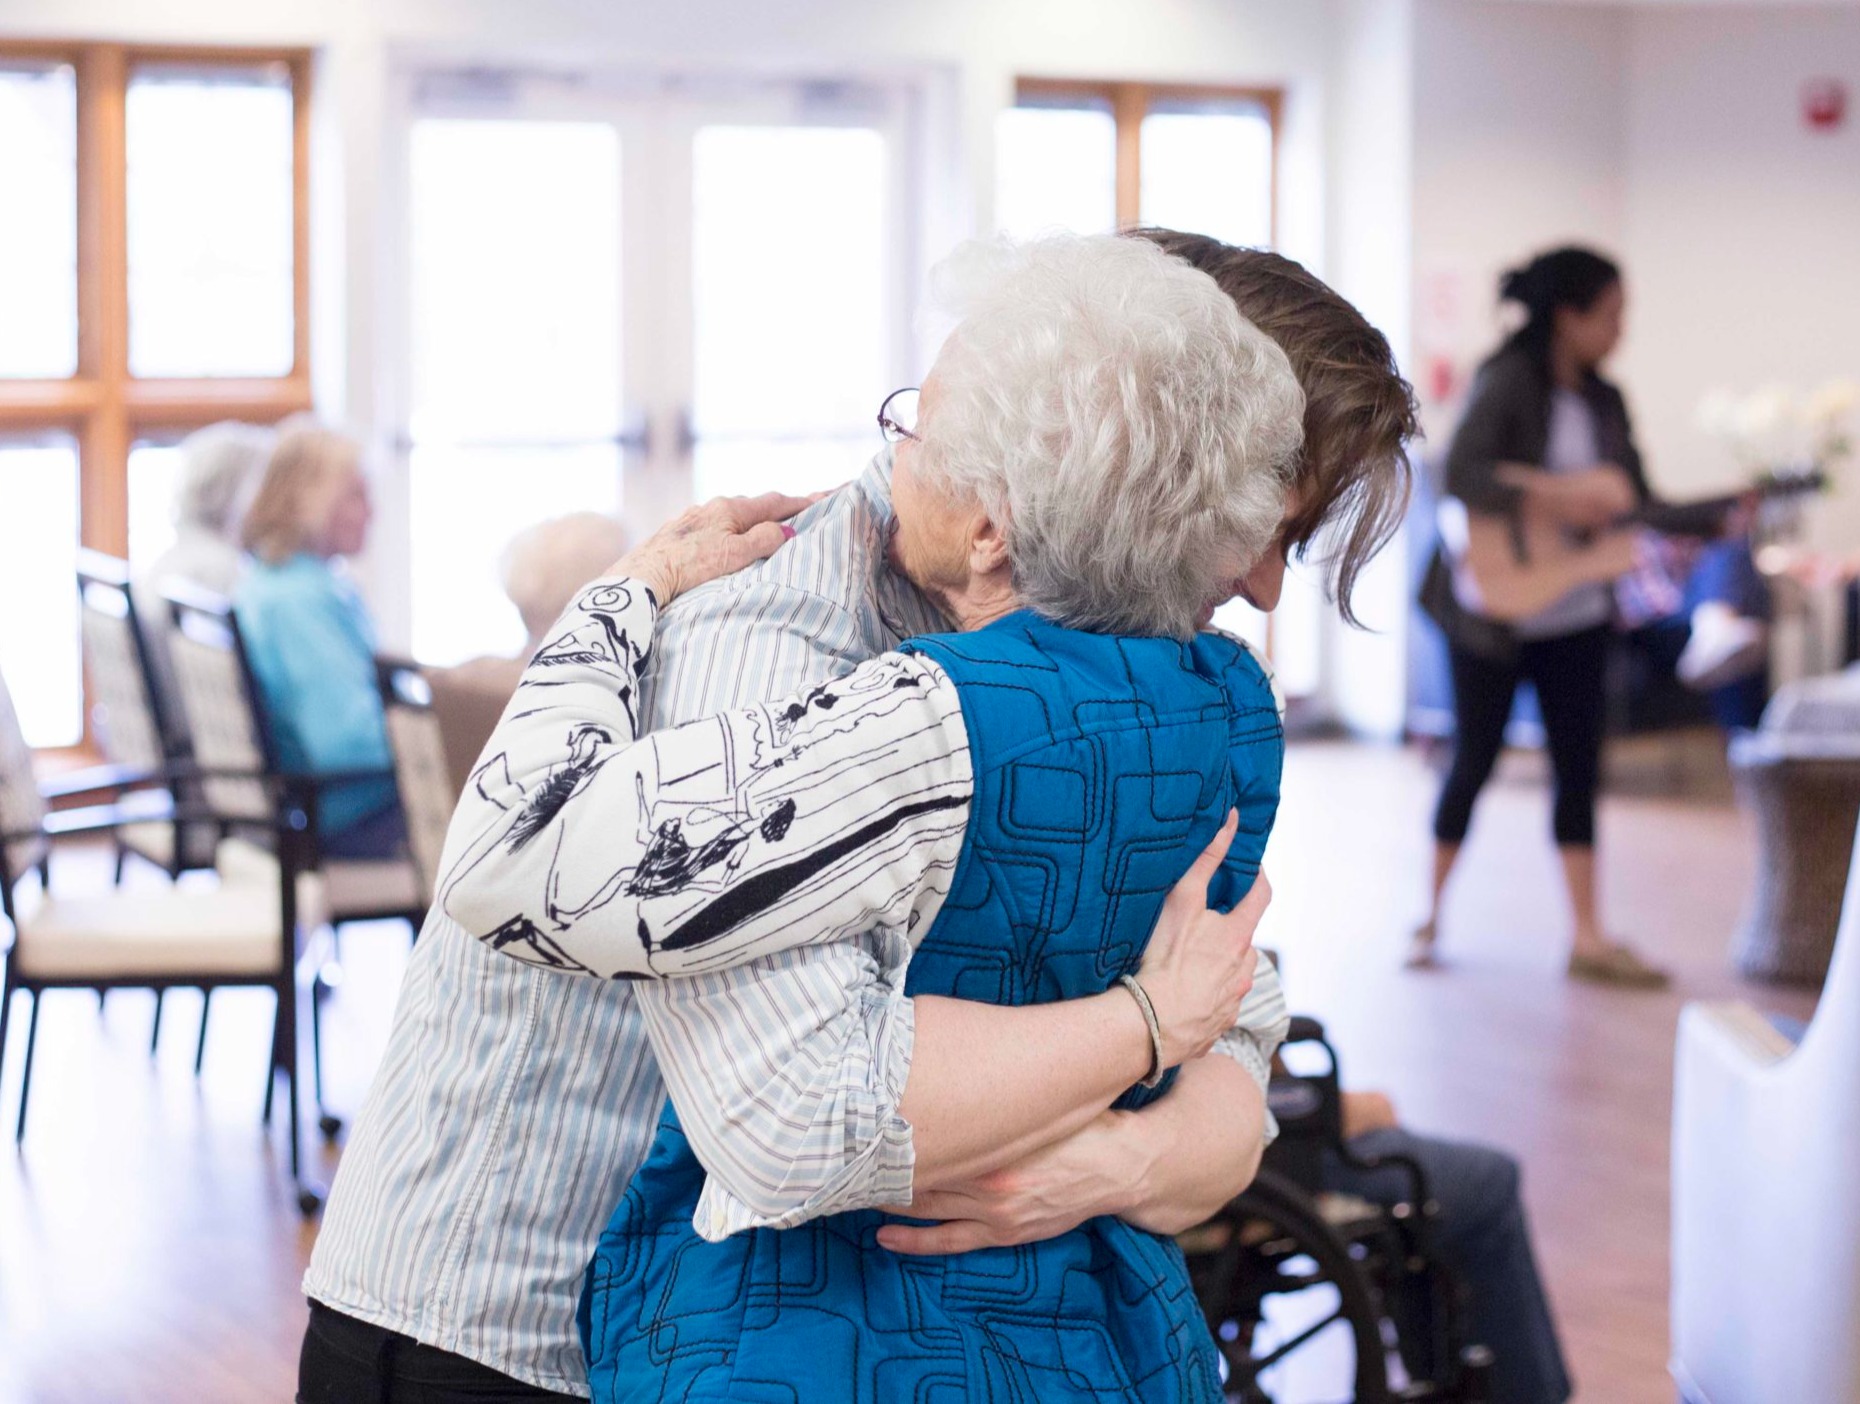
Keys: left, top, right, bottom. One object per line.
{"left": 423, "top": 511, "right": 629, "bottom": 794}
{"left": 140, "top": 421, "right": 274, "bottom": 600}
{"left": 133, "top": 420, "right": 274, "bottom": 749}
{"left": 1416, "top": 246, "right": 1667, "bottom": 987}
{"left": 236, "top": 424, "right": 404, "bottom": 860}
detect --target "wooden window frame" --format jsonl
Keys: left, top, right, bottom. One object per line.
{"left": 1012, "top": 78, "right": 1282, "bottom": 241}
{"left": 1012, "top": 77, "right": 1286, "bottom": 667}
{"left": 0, "top": 40, "right": 312, "bottom": 753}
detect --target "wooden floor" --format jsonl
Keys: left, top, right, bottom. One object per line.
{"left": 0, "top": 741, "right": 1821, "bottom": 1404}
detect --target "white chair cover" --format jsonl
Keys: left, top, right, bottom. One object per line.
{"left": 1672, "top": 814, "right": 1860, "bottom": 1403}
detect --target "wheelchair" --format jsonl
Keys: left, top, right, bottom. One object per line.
{"left": 1177, "top": 1017, "right": 1496, "bottom": 1404}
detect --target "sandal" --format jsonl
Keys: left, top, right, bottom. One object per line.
{"left": 1567, "top": 941, "right": 1669, "bottom": 989}
{"left": 1404, "top": 922, "right": 1440, "bottom": 970}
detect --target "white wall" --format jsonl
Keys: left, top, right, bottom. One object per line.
{"left": 1410, "top": 0, "right": 1631, "bottom": 444}
{"left": 1618, "top": 3, "right": 1860, "bottom": 544}
{"left": 1328, "top": 0, "right": 1419, "bottom": 738}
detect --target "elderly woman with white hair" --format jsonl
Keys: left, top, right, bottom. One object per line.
{"left": 134, "top": 421, "right": 274, "bottom": 749}
{"left": 143, "top": 420, "right": 274, "bottom": 597}
{"left": 436, "top": 234, "right": 1301, "bottom": 1401}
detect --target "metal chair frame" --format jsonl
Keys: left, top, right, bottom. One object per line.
{"left": 1182, "top": 1016, "right": 1495, "bottom": 1404}
{"left": 0, "top": 663, "right": 327, "bottom": 1213}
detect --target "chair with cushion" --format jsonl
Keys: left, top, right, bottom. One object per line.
{"left": 161, "top": 586, "right": 427, "bottom": 1135}
{"left": 1671, "top": 811, "right": 1860, "bottom": 1403}
{"left": 76, "top": 551, "right": 221, "bottom": 887}
{"left": 0, "top": 664, "right": 329, "bottom": 1214}
{"left": 162, "top": 583, "right": 428, "bottom": 935}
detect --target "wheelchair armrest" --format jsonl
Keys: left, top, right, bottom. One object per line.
{"left": 1284, "top": 1014, "right": 1328, "bottom": 1045}
{"left": 1332, "top": 1141, "right": 1435, "bottom": 1218}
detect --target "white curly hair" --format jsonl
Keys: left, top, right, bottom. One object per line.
{"left": 919, "top": 234, "right": 1303, "bottom": 639}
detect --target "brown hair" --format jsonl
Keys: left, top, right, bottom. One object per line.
{"left": 240, "top": 422, "right": 362, "bottom": 565}
{"left": 1128, "top": 230, "right": 1418, "bottom": 627}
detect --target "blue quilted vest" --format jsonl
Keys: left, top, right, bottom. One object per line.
{"left": 581, "top": 611, "right": 1283, "bottom": 1403}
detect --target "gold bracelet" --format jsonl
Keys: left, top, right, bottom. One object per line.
{"left": 1117, "top": 974, "right": 1167, "bottom": 1089}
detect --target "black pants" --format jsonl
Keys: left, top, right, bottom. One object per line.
{"left": 1322, "top": 1129, "right": 1572, "bottom": 1404}
{"left": 1433, "top": 625, "right": 1609, "bottom": 848}
{"left": 298, "top": 1302, "right": 583, "bottom": 1404}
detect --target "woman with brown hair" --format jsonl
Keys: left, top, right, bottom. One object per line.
{"left": 236, "top": 422, "right": 403, "bottom": 859}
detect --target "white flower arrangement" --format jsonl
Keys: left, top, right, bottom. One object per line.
{"left": 1697, "top": 378, "right": 1857, "bottom": 477}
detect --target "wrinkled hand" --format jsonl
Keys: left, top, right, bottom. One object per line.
{"left": 1136, "top": 813, "right": 1267, "bottom": 1070}
{"left": 875, "top": 1110, "right": 1141, "bottom": 1256}
{"left": 608, "top": 491, "right": 822, "bottom": 607}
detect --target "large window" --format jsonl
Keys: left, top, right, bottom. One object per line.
{"left": 996, "top": 80, "right": 1316, "bottom": 695}
{"left": 400, "top": 75, "right": 909, "bottom": 664}
{"left": 996, "top": 80, "right": 1278, "bottom": 244}
{"left": 0, "top": 43, "right": 312, "bottom": 747}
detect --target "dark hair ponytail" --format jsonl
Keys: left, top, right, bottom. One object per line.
{"left": 1491, "top": 245, "right": 1621, "bottom": 368}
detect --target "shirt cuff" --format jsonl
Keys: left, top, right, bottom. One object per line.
{"left": 690, "top": 985, "right": 919, "bottom": 1241}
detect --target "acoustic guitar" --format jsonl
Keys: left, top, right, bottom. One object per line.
{"left": 1440, "top": 468, "right": 1826, "bottom": 625}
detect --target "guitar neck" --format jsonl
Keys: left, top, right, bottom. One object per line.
{"left": 1631, "top": 495, "right": 1738, "bottom": 539}
{"left": 1627, "top": 471, "right": 1824, "bottom": 539}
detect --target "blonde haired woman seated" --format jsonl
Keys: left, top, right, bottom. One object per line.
{"left": 236, "top": 423, "right": 404, "bottom": 859}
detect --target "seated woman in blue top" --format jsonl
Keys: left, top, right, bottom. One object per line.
{"left": 236, "top": 424, "right": 404, "bottom": 859}
{"left": 442, "top": 234, "right": 1304, "bottom": 1402}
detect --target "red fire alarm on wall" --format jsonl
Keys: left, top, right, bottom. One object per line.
{"left": 1802, "top": 77, "right": 1848, "bottom": 132}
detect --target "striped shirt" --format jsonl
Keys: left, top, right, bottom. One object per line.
{"left": 303, "top": 452, "right": 1288, "bottom": 1394}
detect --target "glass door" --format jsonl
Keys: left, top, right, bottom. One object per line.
{"left": 686, "top": 118, "right": 897, "bottom": 501}
{"left": 397, "top": 71, "right": 913, "bottom": 665}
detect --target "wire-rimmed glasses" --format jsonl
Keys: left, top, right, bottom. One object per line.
{"left": 877, "top": 387, "right": 921, "bottom": 444}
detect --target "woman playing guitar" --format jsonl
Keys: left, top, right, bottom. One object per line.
{"left": 1416, "top": 246, "right": 1668, "bottom": 986}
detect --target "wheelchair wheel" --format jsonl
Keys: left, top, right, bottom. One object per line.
{"left": 1181, "top": 1168, "right": 1391, "bottom": 1404}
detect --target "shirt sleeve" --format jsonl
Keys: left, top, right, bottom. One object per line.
{"left": 641, "top": 579, "right": 968, "bottom": 1239}
{"left": 436, "top": 571, "right": 960, "bottom": 1240}
{"left": 1444, "top": 358, "right": 1534, "bottom": 517}
{"left": 438, "top": 580, "right": 972, "bottom": 981}
{"left": 1209, "top": 952, "right": 1290, "bottom": 1142}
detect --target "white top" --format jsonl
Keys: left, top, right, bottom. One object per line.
{"left": 1513, "top": 387, "right": 1615, "bottom": 640}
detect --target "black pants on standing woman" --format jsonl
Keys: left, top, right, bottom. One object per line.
{"left": 1433, "top": 625, "right": 1609, "bottom": 848}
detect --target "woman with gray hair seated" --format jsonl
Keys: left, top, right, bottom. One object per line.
{"left": 134, "top": 421, "right": 274, "bottom": 749}
{"left": 143, "top": 420, "right": 274, "bottom": 597}
{"left": 436, "top": 234, "right": 1301, "bottom": 1401}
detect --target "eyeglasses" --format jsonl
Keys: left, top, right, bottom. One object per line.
{"left": 877, "top": 386, "right": 921, "bottom": 444}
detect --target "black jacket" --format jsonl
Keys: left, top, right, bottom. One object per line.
{"left": 1443, "top": 344, "right": 1651, "bottom": 516}
{"left": 1421, "top": 345, "right": 1651, "bottom": 659}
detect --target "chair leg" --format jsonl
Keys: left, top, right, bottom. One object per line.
{"left": 0, "top": 964, "right": 15, "bottom": 1108}
{"left": 261, "top": 994, "right": 282, "bottom": 1126}
{"left": 96, "top": 989, "right": 106, "bottom": 1013}
{"left": 150, "top": 989, "right": 164, "bottom": 1054}
{"left": 278, "top": 977, "right": 321, "bottom": 1215}
{"left": 113, "top": 842, "right": 127, "bottom": 886}
{"left": 310, "top": 975, "right": 324, "bottom": 1109}
{"left": 194, "top": 989, "right": 211, "bottom": 1076}
{"left": 310, "top": 976, "right": 342, "bottom": 1142}
{"left": 16, "top": 990, "right": 41, "bottom": 1143}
